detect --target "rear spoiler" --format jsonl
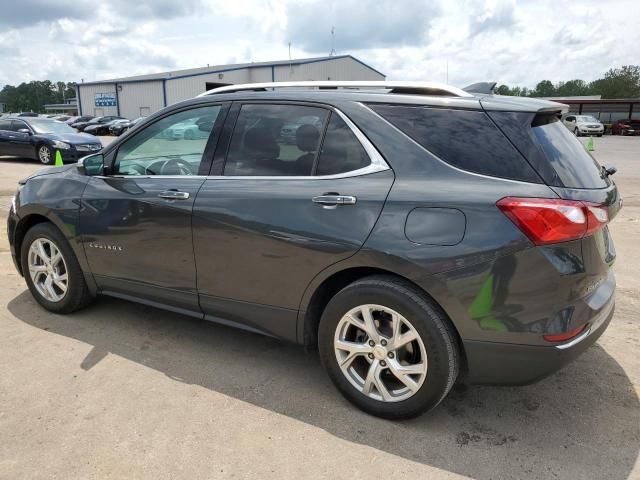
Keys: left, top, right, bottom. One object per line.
{"left": 463, "top": 82, "right": 497, "bottom": 95}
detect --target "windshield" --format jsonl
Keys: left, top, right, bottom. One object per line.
{"left": 576, "top": 115, "right": 599, "bottom": 123}
{"left": 29, "top": 120, "right": 76, "bottom": 134}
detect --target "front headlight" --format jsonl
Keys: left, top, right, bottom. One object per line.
{"left": 51, "top": 140, "right": 71, "bottom": 150}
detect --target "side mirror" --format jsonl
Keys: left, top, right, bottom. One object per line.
{"left": 77, "top": 153, "right": 104, "bottom": 176}
{"left": 17, "top": 128, "right": 32, "bottom": 135}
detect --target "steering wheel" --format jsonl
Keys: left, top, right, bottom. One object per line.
{"left": 124, "top": 163, "right": 147, "bottom": 175}
{"left": 161, "top": 158, "right": 194, "bottom": 175}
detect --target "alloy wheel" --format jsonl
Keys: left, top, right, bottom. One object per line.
{"left": 27, "top": 238, "right": 68, "bottom": 302}
{"left": 38, "top": 145, "right": 51, "bottom": 164}
{"left": 334, "top": 304, "right": 428, "bottom": 402}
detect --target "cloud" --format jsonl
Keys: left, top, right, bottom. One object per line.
{"left": 0, "top": 0, "right": 93, "bottom": 29}
{"left": 0, "top": 0, "right": 638, "bottom": 92}
{"left": 285, "top": 0, "right": 439, "bottom": 52}
{"left": 468, "top": 1, "right": 517, "bottom": 37}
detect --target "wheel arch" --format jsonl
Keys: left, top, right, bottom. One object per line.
{"left": 298, "top": 265, "right": 467, "bottom": 372}
{"left": 13, "top": 213, "right": 51, "bottom": 275}
{"left": 13, "top": 211, "right": 97, "bottom": 296}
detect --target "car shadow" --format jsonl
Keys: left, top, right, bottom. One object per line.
{"left": 7, "top": 291, "right": 639, "bottom": 479}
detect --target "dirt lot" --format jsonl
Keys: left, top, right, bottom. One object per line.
{"left": 0, "top": 136, "right": 638, "bottom": 480}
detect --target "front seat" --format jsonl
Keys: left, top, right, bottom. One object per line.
{"left": 294, "top": 124, "right": 320, "bottom": 175}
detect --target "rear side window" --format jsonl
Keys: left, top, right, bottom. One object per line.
{"left": 316, "top": 113, "right": 370, "bottom": 176}
{"left": 369, "top": 104, "right": 541, "bottom": 182}
{"left": 531, "top": 115, "right": 606, "bottom": 189}
{"left": 0, "top": 120, "right": 12, "bottom": 131}
{"left": 224, "top": 104, "right": 328, "bottom": 176}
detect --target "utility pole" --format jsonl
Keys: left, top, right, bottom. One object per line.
{"left": 329, "top": 26, "right": 336, "bottom": 56}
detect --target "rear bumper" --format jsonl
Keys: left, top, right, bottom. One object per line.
{"left": 463, "top": 299, "right": 614, "bottom": 385}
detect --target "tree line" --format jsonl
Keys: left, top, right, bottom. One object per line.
{"left": 0, "top": 81, "right": 76, "bottom": 113}
{"left": 0, "top": 65, "right": 638, "bottom": 113}
{"left": 495, "top": 65, "right": 640, "bottom": 98}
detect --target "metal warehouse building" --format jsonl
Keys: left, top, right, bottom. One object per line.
{"left": 75, "top": 55, "right": 385, "bottom": 119}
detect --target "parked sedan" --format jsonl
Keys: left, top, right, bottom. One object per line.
{"left": 84, "top": 119, "right": 129, "bottom": 136}
{"left": 109, "top": 116, "right": 146, "bottom": 136}
{"left": 66, "top": 115, "right": 92, "bottom": 125}
{"left": 0, "top": 117, "right": 102, "bottom": 165}
{"left": 73, "top": 116, "right": 123, "bottom": 132}
{"left": 562, "top": 114, "right": 604, "bottom": 136}
{"left": 611, "top": 119, "right": 640, "bottom": 136}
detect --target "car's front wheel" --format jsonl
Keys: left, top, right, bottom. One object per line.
{"left": 319, "top": 276, "right": 460, "bottom": 419}
{"left": 36, "top": 144, "right": 54, "bottom": 165}
{"left": 21, "top": 223, "right": 93, "bottom": 313}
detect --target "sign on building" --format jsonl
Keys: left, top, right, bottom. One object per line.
{"left": 95, "top": 92, "right": 117, "bottom": 107}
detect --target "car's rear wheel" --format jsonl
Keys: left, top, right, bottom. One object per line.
{"left": 319, "top": 276, "right": 460, "bottom": 419}
{"left": 37, "top": 144, "right": 54, "bottom": 165}
{"left": 21, "top": 223, "right": 93, "bottom": 313}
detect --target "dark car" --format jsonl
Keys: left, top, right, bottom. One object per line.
{"left": 109, "top": 116, "right": 146, "bottom": 136}
{"left": 612, "top": 118, "right": 640, "bottom": 136}
{"left": 0, "top": 117, "right": 102, "bottom": 165}
{"left": 66, "top": 115, "right": 92, "bottom": 125}
{"left": 84, "top": 118, "right": 129, "bottom": 136}
{"left": 73, "top": 116, "right": 123, "bottom": 132}
{"left": 6, "top": 81, "right": 620, "bottom": 419}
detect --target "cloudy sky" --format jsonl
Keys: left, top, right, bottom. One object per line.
{"left": 1, "top": 0, "right": 638, "bottom": 89}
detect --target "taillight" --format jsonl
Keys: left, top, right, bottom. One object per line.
{"left": 543, "top": 324, "right": 588, "bottom": 343}
{"left": 496, "top": 197, "right": 608, "bottom": 245}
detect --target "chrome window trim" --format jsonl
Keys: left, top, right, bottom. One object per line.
{"left": 100, "top": 106, "right": 390, "bottom": 181}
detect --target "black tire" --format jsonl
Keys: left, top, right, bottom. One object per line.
{"left": 597, "top": 134, "right": 603, "bottom": 137}
{"left": 21, "top": 223, "right": 93, "bottom": 314}
{"left": 318, "top": 275, "right": 460, "bottom": 420}
{"left": 36, "top": 144, "right": 54, "bottom": 165}
{"left": 574, "top": 128, "right": 580, "bottom": 137}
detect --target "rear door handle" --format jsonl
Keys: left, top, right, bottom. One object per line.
{"left": 312, "top": 194, "right": 357, "bottom": 208}
{"left": 158, "top": 190, "right": 190, "bottom": 200}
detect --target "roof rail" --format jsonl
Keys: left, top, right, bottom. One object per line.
{"left": 197, "top": 81, "right": 473, "bottom": 98}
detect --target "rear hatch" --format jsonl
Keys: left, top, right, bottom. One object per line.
{"left": 484, "top": 99, "right": 619, "bottom": 335}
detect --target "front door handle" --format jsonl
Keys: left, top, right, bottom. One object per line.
{"left": 159, "top": 190, "right": 190, "bottom": 200}
{"left": 312, "top": 194, "right": 357, "bottom": 208}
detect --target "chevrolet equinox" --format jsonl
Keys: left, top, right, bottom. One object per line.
{"left": 7, "top": 81, "right": 620, "bottom": 419}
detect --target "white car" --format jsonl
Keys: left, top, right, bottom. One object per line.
{"left": 562, "top": 115, "right": 604, "bottom": 137}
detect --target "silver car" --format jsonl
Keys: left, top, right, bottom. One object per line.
{"left": 562, "top": 114, "right": 604, "bottom": 137}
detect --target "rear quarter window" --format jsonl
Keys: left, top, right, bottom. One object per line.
{"left": 531, "top": 115, "right": 607, "bottom": 189}
{"left": 369, "top": 104, "right": 541, "bottom": 183}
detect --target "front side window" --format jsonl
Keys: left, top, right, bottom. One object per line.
{"left": 224, "top": 104, "right": 328, "bottom": 176}
{"left": 114, "top": 105, "right": 223, "bottom": 176}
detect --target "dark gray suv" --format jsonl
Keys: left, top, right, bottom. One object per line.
{"left": 7, "top": 81, "right": 620, "bottom": 419}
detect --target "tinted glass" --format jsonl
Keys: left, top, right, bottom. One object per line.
{"left": 115, "top": 105, "right": 222, "bottom": 176}
{"left": 224, "top": 104, "right": 327, "bottom": 176}
{"left": 531, "top": 116, "right": 606, "bottom": 188}
{"left": 370, "top": 104, "right": 540, "bottom": 182}
{"left": 0, "top": 120, "right": 12, "bottom": 131}
{"left": 11, "top": 121, "right": 29, "bottom": 132}
{"left": 316, "top": 113, "right": 370, "bottom": 176}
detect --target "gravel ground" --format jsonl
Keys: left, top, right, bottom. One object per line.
{"left": 0, "top": 135, "right": 638, "bottom": 480}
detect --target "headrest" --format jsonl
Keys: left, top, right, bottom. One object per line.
{"left": 244, "top": 127, "right": 279, "bottom": 158}
{"left": 296, "top": 124, "right": 320, "bottom": 152}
